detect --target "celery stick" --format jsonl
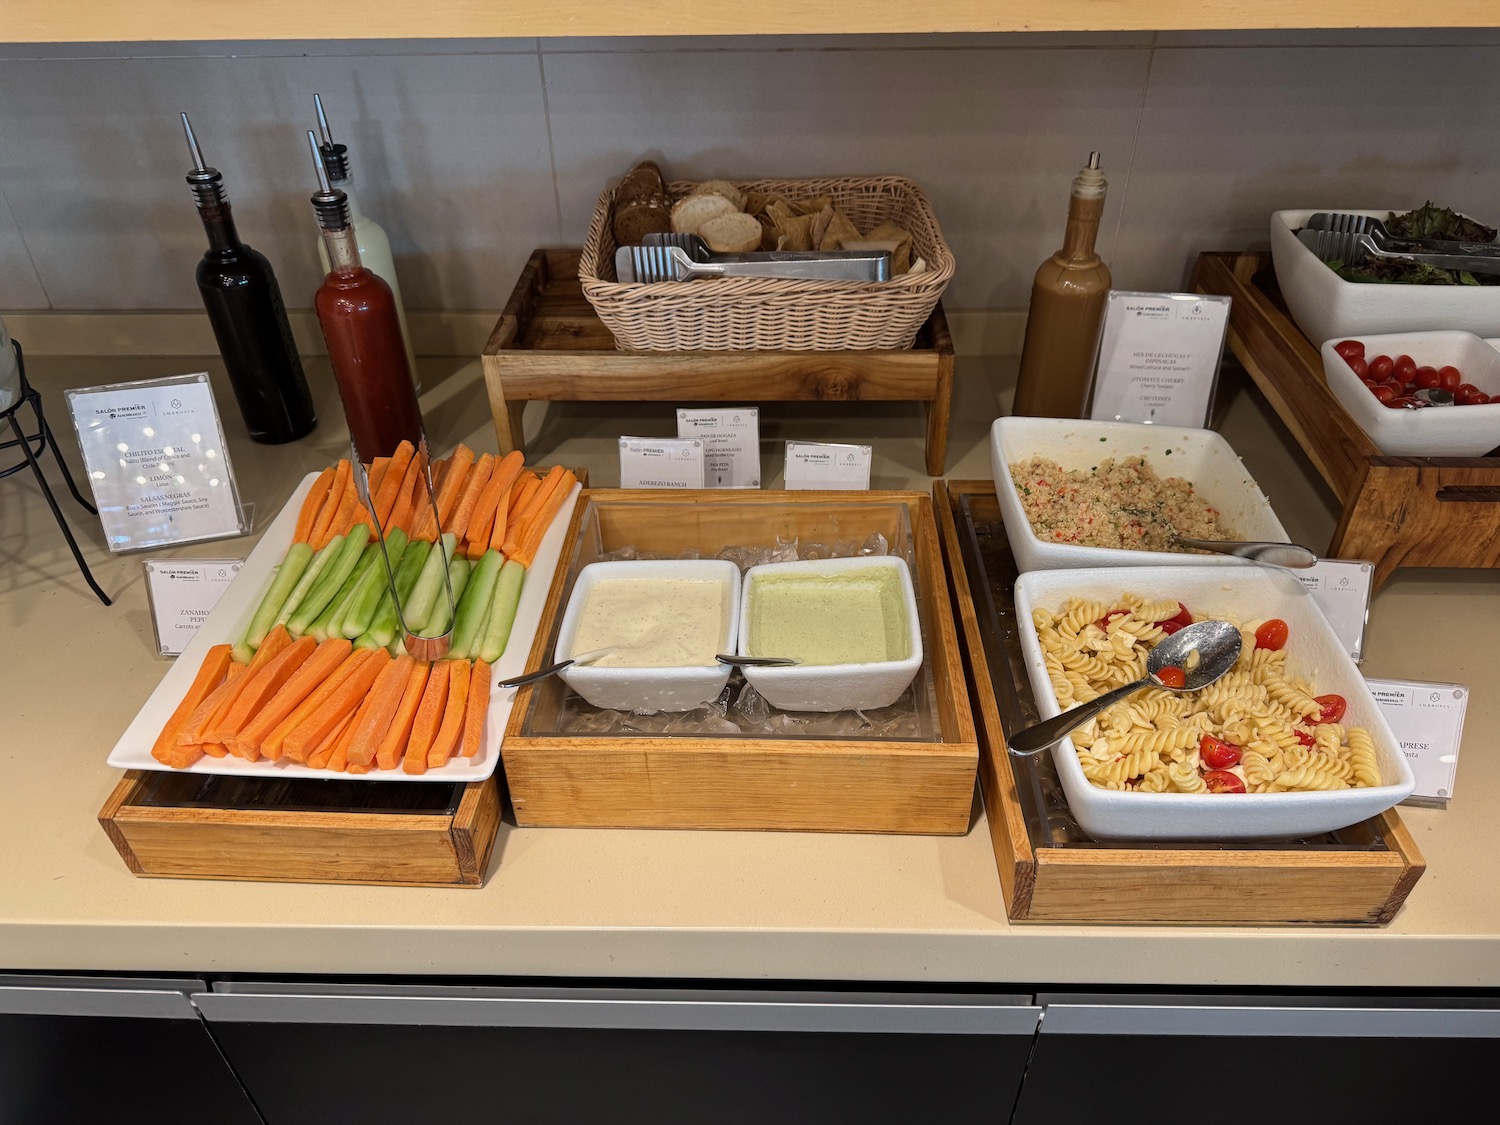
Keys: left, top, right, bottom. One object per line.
{"left": 478, "top": 559, "right": 527, "bottom": 664}
{"left": 422, "top": 555, "right": 471, "bottom": 640}
{"left": 237, "top": 542, "right": 314, "bottom": 659}
{"left": 276, "top": 538, "right": 340, "bottom": 629}
{"left": 402, "top": 533, "right": 458, "bottom": 636}
{"left": 449, "top": 549, "right": 503, "bottom": 660}
{"left": 322, "top": 543, "right": 382, "bottom": 640}
{"left": 368, "top": 539, "right": 433, "bottom": 649}
{"left": 287, "top": 523, "right": 370, "bottom": 635}
{"left": 341, "top": 529, "right": 410, "bottom": 640}
{"left": 352, "top": 631, "right": 385, "bottom": 651}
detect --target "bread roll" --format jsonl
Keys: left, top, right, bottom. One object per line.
{"left": 699, "top": 212, "right": 763, "bottom": 254}
{"left": 670, "top": 193, "right": 738, "bottom": 235}
{"left": 689, "top": 179, "right": 746, "bottom": 212}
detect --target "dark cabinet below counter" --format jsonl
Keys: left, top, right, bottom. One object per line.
{"left": 192, "top": 983, "right": 1041, "bottom": 1125}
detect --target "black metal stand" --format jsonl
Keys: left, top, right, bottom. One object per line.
{"left": 1, "top": 339, "right": 112, "bottom": 605}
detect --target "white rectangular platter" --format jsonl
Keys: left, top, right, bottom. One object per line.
{"left": 107, "top": 470, "right": 581, "bottom": 782}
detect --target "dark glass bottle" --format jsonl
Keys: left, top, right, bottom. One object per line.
{"left": 182, "top": 114, "right": 316, "bottom": 444}
{"left": 307, "top": 132, "right": 424, "bottom": 459}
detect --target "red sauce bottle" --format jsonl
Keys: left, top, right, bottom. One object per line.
{"left": 307, "top": 131, "right": 423, "bottom": 458}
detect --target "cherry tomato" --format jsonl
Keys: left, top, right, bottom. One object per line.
{"left": 1156, "top": 666, "right": 1186, "bottom": 689}
{"left": 1371, "top": 384, "right": 1396, "bottom": 404}
{"left": 1415, "top": 366, "right": 1442, "bottom": 390}
{"left": 1199, "top": 734, "right": 1242, "bottom": 769}
{"left": 1095, "top": 609, "right": 1129, "bottom": 631}
{"left": 1348, "top": 357, "right": 1369, "bottom": 380}
{"left": 1254, "top": 618, "right": 1289, "bottom": 651}
{"left": 1295, "top": 727, "right": 1316, "bottom": 747}
{"left": 1334, "top": 340, "right": 1366, "bottom": 361}
{"left": 1204, "top": 769, "right": 1247, "bottom": 794}
{"left": 1455, "top": 383, "right": 1479, "bottom": 403}
{"left": 1438, "top": 366, "right": 1462, "bottom": 391}
{"left": 1472, "top": 392, "right": 1493, "bottom": 405}
{"left": 1158, "top": 620, "right": 1183, "bottom": 636}
{"left": 1394, "top": 355, "right": 1417, "bottom": 382}
{"left": 1168, "top": 602, "right": 1193, "bottom": 628}
{"left": 1367, "top": 354, "right": 1394, "bottom": 380}
{"left": 1315, "top": 694, "right": 1347, "bottom": 724}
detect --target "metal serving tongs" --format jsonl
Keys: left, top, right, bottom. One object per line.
{"left": 350, "top": 436, "right": 456, "bottom": 660}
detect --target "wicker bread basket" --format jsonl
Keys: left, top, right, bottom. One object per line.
{"left": 579, "top": 175, "right": 955, "bottom": 351}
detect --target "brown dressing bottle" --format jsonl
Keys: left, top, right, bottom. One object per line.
{"left": 1011, "top": 152, "right": 1112, "bottom": 419}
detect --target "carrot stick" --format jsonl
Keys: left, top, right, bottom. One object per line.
{"left": 403, "top": 661, "right": 450, "bottom": 775}
{"left": 412, "top": 445, "right": 474, "bottom": 541}
{"left": 321, "top": 690, "right": 374, "bottom": 772}
{"left": 512, "top": 471, "right": 577, "bottom": 568}
{"left": 488, "top": 450, "right": 527, "bottom": 501}
{"left": 267, "top": 648, "right": 375, "bottom": 762}
{"left": 460, "top": 658, "right": 490, "bottom": 759}
{"left": 282, "top": 649, "right": 390, "bottom": 762}
{"left": 426, "top": 658, "right": 470, "bottom": 769}
{"left": 210, "top": 635, "right": 319, "bottom": 753}
{"left": 152, "top": 644, "right": 234, "bottom": 768}
{"left": 503, "top": 465, "right": 567, "bottom": 556}
{"left": 347, "top": 655, "right": 414, "bottom": 768}
{"left": 387, "top": 457, "right": 425, "bottom": 539}
{"left": 327, "top": 471, "right": 362, "bottom": 541}
{"left": 175, "top": 625, "right": 293, "bottom": 747}
{"left": 445, "top": 452, "right": 494, "bottom": 542}
{"left": 310, "top": 460, "right": 351, "bottom": 550}
{"left": 367, "top": 455, "right": 391, "bottom": 499}
{"left": 226, "top": 661, "right": 248, "bottom": 682}
{"left": 464, "top": 503, "right": 496, "bottom": 560}
{"left": 227, "top": 638, "right": 352, "bottom": 760}
{"left": 465, "top": 450, "right": 522, "bottom": 558}
{"left": 200, "top": 742, "right": 228, "bottom": 758}
{"left": 372, "top": 441, "right": 415, "bottom": 530}
{"left": 486, "top": 485, "right": 512, "bottom": 556}
{"left": 292, "top": 467, "right": 335, "bottom": 544}
{"left": 376, "top": 661, "right": 432, "bottom": 771}
{"left": 305, "top": 710, "right": 356, "bottom": 771}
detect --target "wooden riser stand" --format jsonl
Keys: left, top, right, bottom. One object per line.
{"left": 483, "top": 249, "right": 956, "bottom": 476}
{"left": 1194, "top": 251, "right": 1500, "bottom": 588}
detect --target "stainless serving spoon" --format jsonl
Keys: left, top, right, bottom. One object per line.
{"left": 716, "top": 654, "right": 799, "bottom": 668}
{"left": 1007, "top": 619, "right": 1242, "bottom": 757}
{"left": 497, "top": 647, "right": 621, "bottom": 689}
{"left": 1119, "top": 507, "right": 1317, "bottom": 568}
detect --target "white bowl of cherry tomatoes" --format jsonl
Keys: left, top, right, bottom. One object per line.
{"left": 1321, "top": 332, "right": 1500, "bottom": 456}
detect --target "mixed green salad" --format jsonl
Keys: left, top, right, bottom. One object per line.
{"left": 1324, "top": 203, "right": 1499, "bottom": 286}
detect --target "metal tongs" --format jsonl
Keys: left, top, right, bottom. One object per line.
{"left": 350, "top": 437, "right": 456, "bottom": 660}
{"left": 1305, "top": 211, "right": 1500, "bottom": 257}
{"left": 1298, "top": 216, "right": 1500, "bottom": 276}
{"left": 615, "top": 236, "right": 891, "bottom": 283}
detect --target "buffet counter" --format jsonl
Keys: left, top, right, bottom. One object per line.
{"left": 3, "top": 347, "right": 1498, "bottom": 988}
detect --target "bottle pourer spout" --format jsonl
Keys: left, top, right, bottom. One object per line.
{"left": 1087, "top": 150, "right": 1101, "bottom": 171}
{"left": 314, "top": 93, "right": 333, "bottom": 147}
{"left": 181, "top": 112, "right": 207, "bottom": 172}
{"left": 307, "top": 130, "right": 350, "bottom": 231}
{"left": 308, "top": 130, "right": 334, "bottom": 194}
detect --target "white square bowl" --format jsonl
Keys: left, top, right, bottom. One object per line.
{"left": 991, "top": 417, "right": 1290, "bottom": 573}
{"left": 737, "top": 556, "right": 923, "bottom": 713}
{"left": 1319, "top": 330, "right": 1500, "bottom": 457}
{"left": 1014, "top": 565, "right": 1415, "bottom": 841}
{"left": 1271, "top": 208, "right": 1500, "bottom": 343}
{"left": 555, "top": 558, "right": 740, "bottom": 713}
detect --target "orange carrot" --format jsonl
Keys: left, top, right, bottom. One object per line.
{"left": 201, "top": 742, "right": 228, "bottom": 758}
{"left": 210, "top": 635, "right": 319, "bottom": 753}
{"left": 460, "top": 658, "right": 490, "bottom": 759}
{"left": 305, "top": 710, "right": 356, "bottom": 771}
{"left": 347, "top": 654, "right": 414, "bottom": 767}
{"left": 367, "top": 455, "right": 391, "bottom": 498}
{"left": 282, "top": 649, "right": 390, "bottom": 762}
{"left": 488, "top": 450, "right": 527, "bottom": 501}
{"left": 151, "top": 644, "right": 234, "bottom": 768}
{"left": 403, "top": 661, "right": 450, "bottom": 775}
{"left": 445, "top": 452, "right": 494, "bottom": 542}
{"left": 267, "top": 648, "right": 374, "bottom": 762}
{"left": 412, "top": 445, "right": 474, "bottom": 541}
{"left": 426, "top": 658, "right": 470, "bottom": 769}
{"left": 509, "top": 473, "right": 539, "bottom": 518}
{"left": 512, "top": 471, "right": 577, "bottom": 568}
{"left": 465, "top": 450, "right": 523, "bottom": 558}
{"left": 503, "top": 465, "right": 567, "bottom": 556}
{"left": 326, "top": 471, "right": 361, "bottom": 541}
{"left": 226, "top": 661, "right": 248, "bottom": 682}
{"left": 387, "top": 456, "right": 426, "bottom": 539}
{"left": 227, "top": 638, "right": 353, "bottom": 760}
{"left": 376, "top": 660, "right": 431, "bottom": 771}
{"left": 175, "top": 626, "right": 293, "bottom": 747}
{"left": 310, "top": 460, "right": 351, "bottom": 549}
{"left": 321, "top": 690, "right": 375, "bottom": 772}
{"left": 292, "top": 467, "right": 335, "bottom": 544}
{"left": 486, "top": 484, "right": 512, "bottom": 556}
{"left": 372, "top": 440, "right": 415, "bottom": 530}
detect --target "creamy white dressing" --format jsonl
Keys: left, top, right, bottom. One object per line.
{"left": 572, "top": 578, "right": 726, "bottom": 668}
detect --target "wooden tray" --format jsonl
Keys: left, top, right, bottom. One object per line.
{"left": 500, "top": 489, "right": 979, "bottom": 833}
{"left": 99, "top": 772, "right": 501, "bottom": 887}
{"left": 936, "top": 480, "right": 1425, "bottom": 924}
{"left": 1193, "top": 251, "right": 1500, "bottom": 588}
{"left": 482, "top": 249, "right": 956, "bottom": 475}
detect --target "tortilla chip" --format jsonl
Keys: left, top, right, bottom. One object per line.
{"left": 791, "top": 194, "right": 834, "bottom": 216}
{"left": 844, "top": 222, "right": 912, "bottom": 274}
{"left": 774, "top": 212, "right": 817, "bottom": 251}
{"left": 810, "top": 204, "right": 835, "bottom": 250}
{"left": 818, "top": 208, "right": 862, "bottom": 251}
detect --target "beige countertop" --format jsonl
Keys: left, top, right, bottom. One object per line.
{"left": 3, "top": 348, "right": 1497, "bottom": 986}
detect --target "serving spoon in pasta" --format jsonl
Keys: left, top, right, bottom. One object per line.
{"left": 1007, "top": 619, "right": 1242, "bottom": 757}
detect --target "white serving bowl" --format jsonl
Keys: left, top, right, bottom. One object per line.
{"left": 1014, "top": 565, "right": 1415, "bottom": 841}
{"left": 992, "top": 417, "right": 1289, "bottom": 573}
{"left": 1320, "top": 331, "right": 1500, "bottom": 457}
{"left": 737, "top": 556, "right": 923, "bottom": 713}
{"left": 1271, "top": 208, "right": 1500, "bottom": 342}
{"left": 555, "top": 558, "right": 740, "bottom": 713}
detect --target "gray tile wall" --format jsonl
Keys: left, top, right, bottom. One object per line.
{"left": 1, "top": 31, "right": 1496, "bottom": 315}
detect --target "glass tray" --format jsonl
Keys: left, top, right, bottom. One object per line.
{"left": 956, "top": 490, "right": 1389, "bottom": 853}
